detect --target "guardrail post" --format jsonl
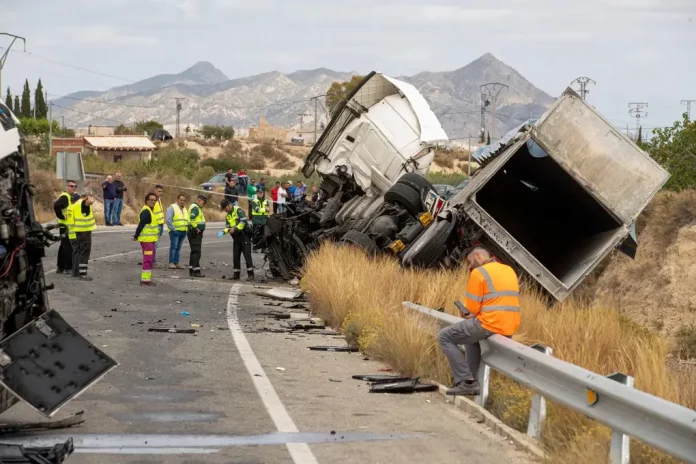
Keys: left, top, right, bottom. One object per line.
{"left": 526, "top": 343, "right": 552, "bottom": 439}
{"left": 607, "top": 372, "right": 634, "bottom": 464}
{"left": 477, "top": 363, "right": 490, "bottom": 407}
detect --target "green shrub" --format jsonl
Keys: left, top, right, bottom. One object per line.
{"left": 193, "top": 166, "right": 215, "bottom": 186}
{"left": 674, "top": 325, "right": 696, "bottom": 359}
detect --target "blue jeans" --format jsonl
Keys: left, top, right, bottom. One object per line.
{"left": 104, "top": 199, "right": 114, "bottom": 224}
{"left": 154, "top": 224, "right": 163, "bottom": 262}
{"left": 112, "top": 198, "right": 123, "bottom": 225}
{"left": 168, "top": 230, "right": 186, "bottom": 264}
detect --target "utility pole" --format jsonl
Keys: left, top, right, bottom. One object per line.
{"left": 628, "top": 102, "right": 648, "bottom": 141}
{"left": 297, "top": 113, "right": 309, "bottom": 130}
{"left": 61, "top": 115, "right": 65, "bottom": 130}
{"left": 48, "top": 101, "right": 52, "bottom": 156}
{"left": 0, "top": 33, "right": 26, "bottom": 102}
{"left": 467, "top": 135, "right": 472, "bottom": 177}
{"left": 681, "top": 100, "right": 696, "bottom": 120}
{"left": 313, "top": 97, "right": 318, "bottom": 145}
{"left": 570, "top": 77, "right": 596, "bottom": 101}
{"left": 480, "top": 83, "right": 508, "bottom": 142}
{"left": 174, "top": 97, "right": 185, "bottom": 139}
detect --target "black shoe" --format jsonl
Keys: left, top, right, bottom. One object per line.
{"left": 77, "top": 275, "right": 93, "bottom": 281}
{"left": 247, "top": 272, "right": 254, "bottom": 281}
{"left": 446, "top": 380, "right": 480, "bottom": 396}
{"left": 55, "top": 268, "right": 64, "bottom": 274}
{"left": 232, "top": 273, "right": 241, "bottom": 281}
{"left": 192, "top": 272, "right": 206, "bottom": 278}
{"left": 140, "top": 280, "right": 156, "bottom": 286}
{"left": 106, "top": 223, "right": 112, "bottom": 227}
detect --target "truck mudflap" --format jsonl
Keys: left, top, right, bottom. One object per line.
{"left": 0, "top": 310, "right": 117, "bottom": 418}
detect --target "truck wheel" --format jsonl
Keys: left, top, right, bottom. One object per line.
{"left": 397, "top": 172, "right": 434, "bottom": 194}
{"left": 401, "top": 215, "right": 457, "bottom": 268}
{"left": 384, "top": 183, "right": 424, "bottom": 217}
{"left": 340, "top": 230, "right": 380, "bottom": 255}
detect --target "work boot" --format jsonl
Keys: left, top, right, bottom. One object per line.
{"left": 247, "top": 271, "right": 255, "bottom": 281}
{"left": 192, "top": 271, "right": 206, "bottom": 278}
{"left": 232, "top": 272, "right": 241, "bottom": 281}
{"left": 189, "top": 268, "right": 193, "bottom": 276}
{"left": 77, "top": 275, "right": 93, "bottom": 282}
{"left": 140, "top": 280, "right": 157, "bottom": 286}
{"left": 168, "top": 263, "right": 177, "bottom": 270}
{"left": 56, "top": 268, "right": 64, "bottom": 275}
{"left": 446, "top": 380, "right": 480, "bottom": 396}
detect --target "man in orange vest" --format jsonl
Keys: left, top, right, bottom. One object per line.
{"left": 439, "top": 246, "right": 521, "bottom": 396}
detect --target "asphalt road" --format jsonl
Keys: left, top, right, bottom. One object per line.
{"left": 0, "top": 226, "right": 535, "bottom": 464}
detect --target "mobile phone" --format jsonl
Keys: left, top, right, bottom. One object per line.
{"left": 454, "top": 300, "right": 470, "bottom": 316}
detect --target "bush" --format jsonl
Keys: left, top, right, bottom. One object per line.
{"left": 674, "top": 325, "right": 696, "bottom": 360}
{"left": 433, "top": 151, "right": 454, "bottom": 169}
{"left": 200, "top": 125, "right": 235, "bottom": 140}
{"left": 201, "top": 155, "right": 245, "bottom": 173}
{"left": 193, "top": 166, "right": 215, "bottom": 186}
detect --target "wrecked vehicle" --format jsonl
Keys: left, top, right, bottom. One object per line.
{"left": 402, "top": 88, "right": 670, "bottom": 301}
{"left": 0, "top": 102, "right": 117, "bottom": 418}
{"left": 263, "top": 71, "right": 449, "bottom": 278}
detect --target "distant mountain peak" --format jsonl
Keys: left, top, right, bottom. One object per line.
{"left": 181, "top": 61, "right": 228, "bottom": 83}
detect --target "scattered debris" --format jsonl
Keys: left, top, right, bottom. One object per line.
{"left": 330, "top": 430, "right": 336, "bottom": 435}
{"left": 289, "top": 278, "right": 300, "bottom": 286}
{"left": 0, "top": 439, "right": 74, "bottom": 463}
{"left": 175, "top": 300, "right": 182, "bottom": 304}
{"left": 284, "top": 303, "right": 308, "bottom": 309}
{"left": 110, "top": 308, "right": 117, "bottom": 312}
{"left": 276, "top": 367, "right": 286, "bottom": 372}
{"left": 191, "top": 324, "right": 201, "bottom": 328}
{"left": 148, "top": 328, "right": 196, "bottom": 334}
{"left": 282, "top": 321, "right": 326, "bottom": 330}
{"left": 264, "top": 302, "right": 283, "bottom": 307}
{"left": 181, "top": 311, "right": 190, "bottom": 316}
{"left": 378, "top": 368, "right": 394, "bottom": 372}
{"left": 329, "top": 379, "right": 342, "bottom": 383}
{"left": 352, "top": 374, "right": 412, "bottom": 383}
{"left": 256, "top": 288, "right": 304, "bottom": 301}
{"left": 217, "top": 327, "right": 227, "bottom": 331}
{"left": 309, "top": 346, "right": 359, "bottom": 353}
{"left": 0, "top": 412, "right": 84, "bottom": 434}
{"left": 254, "top": 374, "right": 262, "bottom": 377}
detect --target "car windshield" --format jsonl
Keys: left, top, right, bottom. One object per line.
{"left": 455, "top": 180, "right": 470, "bottom": 190}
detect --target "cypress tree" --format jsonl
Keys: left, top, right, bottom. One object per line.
{"left": 13, "top": 96, "right": 20, "bottom": 115}
{"left": 20, "top": 79, "right": 31, "bottom": 118}
{"left": 486, "top": 132, "right": 491, "bottom": 145}
{"left": 35, "top": 79, "right": 47, "bottom": 119}
{"left": 4, "top": 88, "right": 11, "bottom": 110}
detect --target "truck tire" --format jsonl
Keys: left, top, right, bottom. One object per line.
{"left": 384, "top": 183, "right": 424, "bottom": 217}
{"left": 397, "top": 172, "right": 434, "bottom": 195}
{"left": 340, "top": 230, "right": 380, "bottom": 255}
{"left": 401, "top": 215, "right": 457, "bottom": 268}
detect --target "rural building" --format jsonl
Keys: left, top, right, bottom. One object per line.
{"left": 51, "top": 138, "right": 85, "bottom": 156}
{"left": 82, "top": 136, "right": 156, "bottom": 163}
{"left": 285, "top": 127, "right": 324, "bottom": 146}
{"left": 74, "top": 126, "right": 117, "bottom": 137}
{"left": 248, "top": 116, "right": 287, "bottom": 143}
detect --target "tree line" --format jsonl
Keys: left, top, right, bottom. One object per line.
{"left": 4, "top": 79, "right": 48, "bottom": 119}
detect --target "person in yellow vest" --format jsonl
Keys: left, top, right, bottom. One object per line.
{"left": 71, "top": 188, "right": 97, "bottom": 281}
{"left": 53, "top": 180, "right": 78, "bottom": 274}
{"left": 66, "top": 192, "right": 80, "bottom": 273}
{"left": 152, "top": 184, "right": 165, "bottom": 266}
{"left": 250, "top": 189, "right": 271, "bottom": 250}
{"left": 166, "top": 193, "right": 188, "bottom": 269}
{"left": 188, "top": 194, "right": 208, "bottom": 277}
{"left": 219, "top": 198, "right": 254, "bottom": 281}
{"left": 132, "top": 192, "right": 160, "bottom": 286}
{"left": 439, "top": 246, "right": 521, "bottom": 396}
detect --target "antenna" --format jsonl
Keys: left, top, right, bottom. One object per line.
{"left": 480, "top": 83, "right": 508, "bottom": 142}
{"left": 681, "top": 100, "right": 696, "bottom": 120}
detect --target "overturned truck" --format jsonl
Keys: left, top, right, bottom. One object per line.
{"left": 264, "top": 74, "right": 669, "bottom": 302}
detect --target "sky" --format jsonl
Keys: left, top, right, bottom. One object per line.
{"left": 0, "top": 0, "right": 694, "bottom": 131}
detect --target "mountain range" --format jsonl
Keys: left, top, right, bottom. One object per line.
{"left": 53, "top": 53, "right": 555, "bottom": 141}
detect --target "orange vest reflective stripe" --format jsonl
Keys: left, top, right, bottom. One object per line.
{"left": 464, "top": 262, "right": 520, "bottom": 336}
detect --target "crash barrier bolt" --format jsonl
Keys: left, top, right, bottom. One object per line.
{"left": 526, "top": 343, "right": 552, "bottom": 439}
{"left": 477, "top": 363, "right": 490, "bottom": 407}
{"left": 607, "top": 372, "right": 633, "bottom": 464}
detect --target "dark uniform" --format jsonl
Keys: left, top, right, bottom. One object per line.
{"left": 188, "top": 195, "right": 208, "bottom": 278}
{"left": 53, "top": 191, "right": 74, "bottom": 273}
{"left": 250, "top": 196, "right": 271, "bottom": 250}
{"left": 221, "top": 199, "right": 254, "bottom": 281}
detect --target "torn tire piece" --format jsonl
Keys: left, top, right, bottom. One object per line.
{"left": 369, "top": 379, "right": 419, "bottom": 394}
{"left": 413, "top": 383, "right": 438, "bottom": 393}
{"left": 308, "top": 346, "right": 359, "bottom": 352}
{"left": 147, "top": 328, "right": 196, "bottom": 334}
{"left": 352, "top": 374, "right": 412, "bottom": 382}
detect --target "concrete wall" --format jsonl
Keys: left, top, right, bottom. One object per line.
{"left": 248, "top": 116, "right": 288, "bottom": 142}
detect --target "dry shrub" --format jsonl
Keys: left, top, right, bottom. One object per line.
{"left": 304, "top": 244, "right": 696, "bottom": 463}
{"left": 433, "top": 151, "right": 454, "bottom": 169}
{"left": 247, "top": 155, "right": 266, "bottom": 170}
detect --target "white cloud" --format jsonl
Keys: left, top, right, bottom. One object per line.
{"left": 74, "top": 26, "right": 161, "bottom": 46}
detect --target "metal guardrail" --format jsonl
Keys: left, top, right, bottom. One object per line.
{"left": 403, "top": 302, "right": 696, "bottom": 464}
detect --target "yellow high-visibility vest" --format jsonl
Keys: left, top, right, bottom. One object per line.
{"left": 137, "top": 205, "right": 159, "bottom": 243}
{"left": 251, "top": 199, "right": 270, "bottom": 217}
{"left": 153, "top": 199, "right": 165, "bottom": 225}
{"left": 64, "top": 197, "right": 76, "bottom": 240}
{"left": 56, "top": 192, "right": 72, "bottom": 226}
{"left": 189, "top": 203, "right": 206, "bottom": 228}
{"left": 71, "top": 199, "right": 96, "bottom": 233}
{"left": 170, "top": 204, "right": 189, "bottom": 232}
{"left": 223, "top": 206, "right": 248, "bottom": 234}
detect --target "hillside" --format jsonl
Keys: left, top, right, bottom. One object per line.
{"left": 52, "top": 54, "right": 554, "bottom": 138}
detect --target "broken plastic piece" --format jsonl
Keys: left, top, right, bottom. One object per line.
{"left": 147, "top": 328, "right": 196, "bottom": 334}
{"left": 309, "top": 346, "right": 359, "bottom": 352}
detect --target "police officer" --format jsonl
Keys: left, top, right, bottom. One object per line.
{"left": 250, "top": 189, "right": 271, "bottom": 250}
{"left": 188, "top": 194, "right": 208, "bottom": 278}
{"left": 71, "top": 188, "right": 97, "bottom": 281}
{"left": 53, "top": 180, "right": 78, "bottom": 274}
{"left": 220, "top": 198, "right": 254, "bottom": 281}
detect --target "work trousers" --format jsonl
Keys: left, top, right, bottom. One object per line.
{"left": 188, "top": 230, "right": 203, "bottom": 273}
{"left": 56, "top": 226, "right": 72, "bottom": 271}
{"left": 233, "top": 234, "right": 253, "bottom": 275}
{"left": 72, "top": 232, "right": 92, "bottom": 276}
{"left": 140, "top": 242, "right": 155, "bottom": 282}
{"left": 168, "top": 230, "right": 186, "bottom": 264}
{"left": 438, "top": 317, "right": 494, "bottom": 384}
{"left": 153, "top": 225, "right": 163, "bottom": 263}
{"left": 272, "top": 202, "right": 278, "bottom": 215}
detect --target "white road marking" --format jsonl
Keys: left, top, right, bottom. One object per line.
{"left": 226, "top": 284, "right": 319, "bottom": 464}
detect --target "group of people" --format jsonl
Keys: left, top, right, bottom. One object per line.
{"left": 53, "top": 182, "right": 98, "bottom": 280}
{"left": 101, "top": 173, "right": 127, "bottom": 226}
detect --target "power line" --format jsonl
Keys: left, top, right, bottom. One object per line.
{"left": 570, "top": 77, "right": 596, "bottom": 101}
{"left": 681, "top": 100, "right": 696, "bottom": 120}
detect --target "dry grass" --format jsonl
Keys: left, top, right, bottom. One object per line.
{"left": 303, "top": 244, "right": 696, "bottom": 463}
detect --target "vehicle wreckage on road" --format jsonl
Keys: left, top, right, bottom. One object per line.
{"left": 263, "top": 73, "right": 669, "bottom": 302}
{"left": 0, "top": 103, "right": 117, "bottom": 426}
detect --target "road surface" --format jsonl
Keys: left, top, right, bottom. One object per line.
{"left": 0, "top": 226, "right": 535, "bottom": 464}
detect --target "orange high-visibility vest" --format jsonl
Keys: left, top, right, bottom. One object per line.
{"left": 464, "top": 262, "right": 520, "bottom": 336}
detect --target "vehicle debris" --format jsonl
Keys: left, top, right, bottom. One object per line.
{"left": 0, "top": 411, "right": 85, "bottom": 434}
{"left": 0, "top": 438, "right": 74, "bottom": 463}
{"left": 181, "top": 311, "right": 190, "bottom": 316}
{"left": 363, "top": 378, "right": 438, "bottom": 394}
{"left": 282, "top": 321, "right": 326, "bottom": 330}
{"left": 309, "top": 346, "right": 359, "bottom": 352}
{"left": 352, "top": 374, "right": 411, "bottom": 383}
{"left": 148, "top": 328, "right": 197, "bottom": 334}
{"left": 276, "top": 367, "right": 286, "bottom": 372}
{"left": 256, "top": 288, "right": 305, "bottom": 301}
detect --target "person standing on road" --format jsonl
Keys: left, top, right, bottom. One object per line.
{"left": 71, "top": 188, "right": 97, "bottom": 281}
{"left": 224, "top": 168, "right": 237, "bottom": 205}
{"left": 250, "top": 189, "right": 271, "bottom": 250}
{"left": 152, "top": 184, "right": 165, "bottom": 266}
{"left": 237, "top": 168, "right": 248, "bottom": 196}
{"left": 247, "top": 178, "right": 257, "bottom": 218}
{"left": 101, "top": 175, "right": 116, "bottom": 226}
{"left": 277, "top": 182, "right": 288, "bottom": 214}
{"left": 53, "top": 180, "right": 78, "bottom": 274}
{"left": 270, "top": 181, "right": 280, "bottom": 215}
{"left": 219, "top": 198, "right": 254, "bottom": 281}
{"left": 166, "top": 194, "right": 188, "bottom": 269}
{"left": 113, "top": 172, "right": 127, "bottom": 226}
{"left": 293, "top": 180, "right": 307, "bottom": 203}
{"left": 188, "top": 194, "right": 208, "bottom": 278}
{"left": 132, "top": 192, "right": 160, "bottom": 286}
{"left": 439, "top": 246, "right": 520, "bottom": 396}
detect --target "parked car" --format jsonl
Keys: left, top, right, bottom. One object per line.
{"left": 433, "top": 184, "right": 456, "bottom": 201}
{"left": 200, "top": 173, "right": 237, "bottom": 192}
